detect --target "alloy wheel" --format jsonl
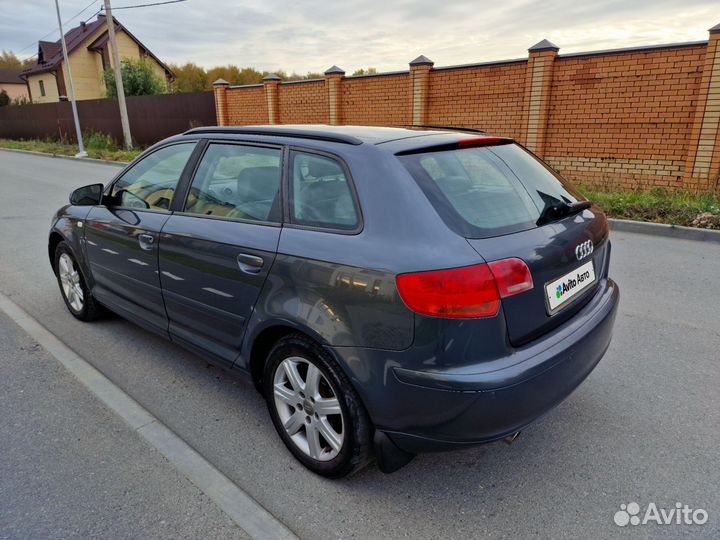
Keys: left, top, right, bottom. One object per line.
{"left": 58, "top": 253, "right": 84, "bottom": 312}
{"left": 272, "top": 356, "right": 345, "bottom": 461}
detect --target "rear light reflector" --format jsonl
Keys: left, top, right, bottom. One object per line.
{"left": 396, "top": 263, "right": 500, "bottom": 318}
{"left": 396, "top": 259, "right": 533, "bottom": 319}
{"left": 488, "top": 258, "right": 534, "bottom": 298}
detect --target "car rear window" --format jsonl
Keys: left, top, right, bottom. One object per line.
{"left": 399, "top": 143, "right": 585, "bottom": 238}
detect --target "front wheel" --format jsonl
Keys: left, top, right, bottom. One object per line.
{"left": 54, "top": 241, "right": 102, "bottom": 321}
{"left": 264, "top": 334, "right": 372, "bottom": 478}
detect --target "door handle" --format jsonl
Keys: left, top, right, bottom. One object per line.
{"left": 237, "top": 253, "right": 264, "bottom": 274}
{"left": 138, "top": 233, "right": 155, "bottom": 250}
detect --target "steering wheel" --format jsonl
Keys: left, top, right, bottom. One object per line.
{"left": 293, "top": 200, "right": 323, "bottom": 222}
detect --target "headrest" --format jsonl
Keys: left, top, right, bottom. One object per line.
{"left": 308, "top": 158, "right": 341, "bottom": 179}
{"left": 237, "top": 167, "right": 280, "bottom": 198}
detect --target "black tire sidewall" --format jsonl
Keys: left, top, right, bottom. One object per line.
{"left": 263, "top": 335, "right": 371, "bottom": 478}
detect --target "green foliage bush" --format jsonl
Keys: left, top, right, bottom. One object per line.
{"left": 84, "top": 131, "right": 118, "bottom": 151}
{"left": 104, "top": 58, "right": 165, "bottom": 98}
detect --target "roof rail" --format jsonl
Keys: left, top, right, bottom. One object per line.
{"left": 406, "top": 125, "right": 487, "bottom": 134}
{"left": 182, "top": 126, "right": 364, "bottom": 145}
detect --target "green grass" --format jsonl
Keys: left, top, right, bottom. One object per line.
{"left": 578, "top": 186, "right": 720, "bottom": 229}
{"left": 0, "top": 137, "right": 141, "bottom": 163}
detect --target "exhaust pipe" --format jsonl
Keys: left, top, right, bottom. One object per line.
{"left": 503, "top": 431, "right": 521, "bottom": 445}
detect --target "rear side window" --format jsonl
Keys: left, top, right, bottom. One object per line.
{"left": 289, "top": 151, "right": 359, "bottom": 230}
{"left": 184, "top": 143, "right": 282, "bottom": 222}
{"left": 399, "top": 143, "right": 584, "bottom": 238}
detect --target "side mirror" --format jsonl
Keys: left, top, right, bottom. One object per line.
{"left": 70, "top": 183, "right": 104, "bottom": 206}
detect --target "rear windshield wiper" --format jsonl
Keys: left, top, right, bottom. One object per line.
{"left": 536, "top": 200, "right": 592, "bottom": 226}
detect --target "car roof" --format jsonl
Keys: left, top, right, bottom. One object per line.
{"left": 182, "top": 124, "right": 495, "bottom": 147}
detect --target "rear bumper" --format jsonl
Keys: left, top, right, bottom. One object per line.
{"left": 332, "top": 278, "right": 619, "bottom": 454}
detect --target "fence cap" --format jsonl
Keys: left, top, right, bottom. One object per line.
{"left": 263, "top": 73, "right": 282, "bottom": 82}
{"left": 529, "top": 39, "right": 559, "bottom": 52}
{"left": 212, "top": 79, "right": 230, "bottom": 86}
{"left": 409, "top": 55, "right": 434, "bottom": 67}
{"left": 324, "top": 65, "right": 345, "bottom": 75}
{"left": 710, "top": 22, "right": 720, "bottom": 34}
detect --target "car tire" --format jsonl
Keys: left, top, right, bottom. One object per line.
{"left": 54, "top": 241, "right": 102, "bottom": 322}
{"left": 264, "top": 333, "right": 373, "bottom": 478}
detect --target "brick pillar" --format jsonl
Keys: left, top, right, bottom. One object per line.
{"left": 684, "top": 23, "right": 720, "bottom": 189}
{"left": 409, "top": 55, "right": 434, "bottom": 126}
{"left": 263, "top": 73, "right": 281, "bottom": 124}
{"left": 324, "top": 65, "right": 345, "bottom": 125}
{"left": 522, "top": 39, "right": 559, "bottom": 157}
{"left": 212, "top": 78, "right": 229, "bottom": 126}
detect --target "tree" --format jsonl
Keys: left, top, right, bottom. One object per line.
{"left": 0, "top": 50, "right": 33, "bottom": 71}
{"left": 206, "top": 65, "right": 265, "bottom": 86}
{"left": 285, "top": 71, "right": 324, "bottom": 81}
{"left": 352, "top": 67, "right": 378, "bottom": 76}
{"left": 169, "top": 62, "right": 208, "bottom": 93}
{"left": 104, "top": 58, "right": 165, "bottom": 98}
{"left": 168, "top": 62, "right": 343, "bottom": 93}
{"left": 0, "top": 90, "right": 9, "bottom": 107}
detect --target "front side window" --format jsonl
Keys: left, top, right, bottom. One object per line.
{"left": 110, "top": 143, "right": 195, "bottom": 211}
{"left": 39, "top": 80, "right": 46, "bottom": 96}
{"left": 183, "top": 143, "right": 282, "bottom": 222}
{"left": 289, "top": 151, "right": 359, "bottom": 230}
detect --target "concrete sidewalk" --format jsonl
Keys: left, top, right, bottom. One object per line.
{"left": 0, "top": 310, "right": 248, "bottom": 540}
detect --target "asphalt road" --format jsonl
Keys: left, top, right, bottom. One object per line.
{"left": 0, "top": 149, "right": 718, "bottom": 540}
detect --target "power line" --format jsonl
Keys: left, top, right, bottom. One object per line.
{"left": 15, "top": 0, "right": 100, "bottom": 55}
{"left": 17, "top": 0, "right": 185, "bottom": 65}
{"left": 105, "top": 0, "right": 187, "bottom": 9}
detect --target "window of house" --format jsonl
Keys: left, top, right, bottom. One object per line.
{"left": 39, "top": 80, "right": 46, "bottom": 97}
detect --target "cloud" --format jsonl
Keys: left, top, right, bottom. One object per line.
{"left": 1, "top": 0, "right": 718, "bottom": 73}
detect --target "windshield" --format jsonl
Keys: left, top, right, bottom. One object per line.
{"left": 399, "top": 143, "right": 585, "bottom": 238}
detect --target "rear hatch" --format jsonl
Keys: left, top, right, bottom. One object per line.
{"left": 398, "top": 138, "right": 611, "bottom": 345}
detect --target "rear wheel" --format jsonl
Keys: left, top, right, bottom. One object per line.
{"left": 54, "top": 241, "right": 102, "bottom": 321}
{"left": 264, "top": 334, "right": 372, "bottom": 478}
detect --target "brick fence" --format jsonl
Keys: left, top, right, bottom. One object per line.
{"left": 214, "top": 24, "right": 720, "bottom": 191}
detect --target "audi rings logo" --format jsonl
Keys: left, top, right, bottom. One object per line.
{"left": 575, "top": 240, "right": 594, "bottom": 261}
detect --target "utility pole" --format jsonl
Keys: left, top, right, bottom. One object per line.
{"left": 103, "top": 0, "right": 133, "bottom": 150}
{"left": 54, "top": 0, "right": 86, "bottom": 157}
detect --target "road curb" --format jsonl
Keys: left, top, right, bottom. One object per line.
{"left": 0, "top": 291, "right": 299, "bottom": 540}
{"left": 608, "top": 218, "right": 720, "bottom": 244}
{"left": 0, "top": 147, "right": 127, "bottom": 167}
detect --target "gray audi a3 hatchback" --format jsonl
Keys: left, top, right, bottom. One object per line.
{"left": 49, "top": 125, "right": 619, "bottom": 477}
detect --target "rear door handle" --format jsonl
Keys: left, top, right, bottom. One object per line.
{"left": 237, "top": 253, "right": 264, "bottom": 274}
{"left": 138, "top": 233, "right": 155, "bottom": 250}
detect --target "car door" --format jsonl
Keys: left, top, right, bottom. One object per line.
{"left": 84, "top": 142, "right": 198, "bottom": 335}
{"left": 158, "top": 141, "right": 283, "bottom": 364}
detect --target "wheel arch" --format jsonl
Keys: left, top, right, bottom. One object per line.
{"left": 244, "top": 320, "right": 356, "bottom": 399}
{"left": 48, "top": 231, "right": 65, "bottom": 272}
{"left": 248, "top": 324, "right": 299, "bottom": 394}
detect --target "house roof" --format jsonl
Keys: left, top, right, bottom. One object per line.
{"left": 0, "top": 69, "right": 25, "bottom": 84}
{"left": 22, "top": 14, "right": 173, "bottom": 80}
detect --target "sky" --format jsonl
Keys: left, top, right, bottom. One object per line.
{"left": 1, "top": 0, "right": 719, "bottom": 74}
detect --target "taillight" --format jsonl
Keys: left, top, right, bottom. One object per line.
{"left": 487, "top": 258, "right": 534, "bottom": 298}
{"left": 396, "top": 259, "right": 533, "bottom": 319}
